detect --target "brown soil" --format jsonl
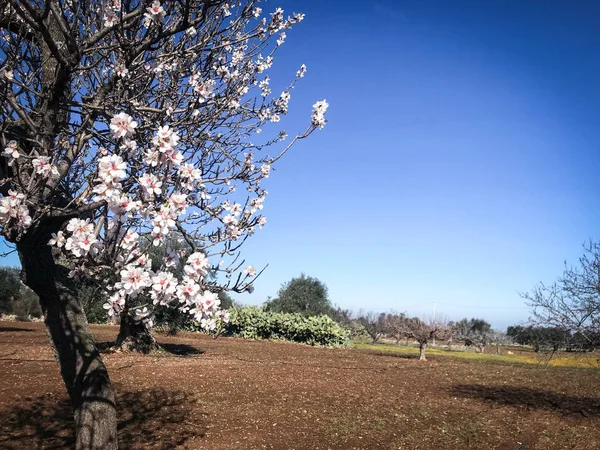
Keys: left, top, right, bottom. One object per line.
{"left": 1, "top": 321, "right": 600, "bottom": 449}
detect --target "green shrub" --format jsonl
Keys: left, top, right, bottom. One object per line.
{"left": 12, "top": 287, "right": 42, "bottom": 321}
{"left": 224, "top": 306, "right": 350, "bottom": 347}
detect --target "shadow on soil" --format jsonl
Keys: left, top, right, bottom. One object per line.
{"left": 159, "top": 343, "right": 205, "bottom": 356}
{"left": 0, "top": 388, "right": 206, "bottom": 449}
{"left": 96, "top": 341, "right": 205, "bottom": 357}
{"left": 0, "top": 326, "right": 33, "bottom": 333}
{"left": 365, "top": 350, "right": 420, "bottom": 360}
{"left": 451, "top": 384, "right": 600, "bottom": 417}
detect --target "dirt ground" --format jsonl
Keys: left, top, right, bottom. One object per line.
{"left": 1, "top": 322, "right": 600, "bottom": 449}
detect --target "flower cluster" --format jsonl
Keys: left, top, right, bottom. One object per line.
{"left": 0, "top": 190, "right": 31, "bottom": 229}
{"left": 311, "top": 100, "right": 329, "bottom": 129}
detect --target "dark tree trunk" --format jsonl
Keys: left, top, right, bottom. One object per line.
{"left": 17, "top": 237, "right": 117, "bottom": 450}
{"left": 419, "top": 342, "right": 427, "bottom": 361}
{"left": 115, "top": 311, "right": 158, "bottom": 353}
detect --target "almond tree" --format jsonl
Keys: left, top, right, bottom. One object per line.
{"left": 0, "top": 1, "right": 327, "bottom": 447}
{"left": 403, "top": 316, "right": 452, "bottom": 361}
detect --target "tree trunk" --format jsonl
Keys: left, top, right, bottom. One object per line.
{"left": 496, "top": 343, "right": 501, "bottom": 354}
{"left": 478, "top": 345, "right": 486, "bottom": 353}
{"left": 17, "top": 238, "right": 118, "bottom": 450}
{"left": 419, "top": 342, "right": 427, "bottom": 361}
{"left": 115, "top": 311, "right": 158, "bottom": 353}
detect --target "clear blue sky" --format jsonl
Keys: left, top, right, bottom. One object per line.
{"left": 3, "top": 0, "right": 600, "bottom": 330}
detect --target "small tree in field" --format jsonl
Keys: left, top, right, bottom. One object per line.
{"left": 357, "top": 310, "right": 387, "bottom": 343}
{"left": 382, "top": 312, "right": 407, "bottom": 344}
{"left": 523, "top": 241, "right": 600, "bottom": 348}
{"left": 0, "top": 2, "right": 326, "bottom": 447}
{"left": 454, "top": 317, "right": 493, "bottom": 353}
{"left": 403, "top": 316, "right": 452, "bottom": 361}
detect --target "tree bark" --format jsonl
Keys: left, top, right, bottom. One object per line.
{"left": 17, "top": 237, "right": 118, "bottom": 450}
{"left": 419, "top": 342, "right": 427, "bottom": 361}
{"left": 115, "top": 310, "right": 158, "bottom": 353}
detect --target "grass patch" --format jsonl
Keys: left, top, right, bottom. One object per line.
{"left": 352, "top": 342, "right": 600, "bottom": 369}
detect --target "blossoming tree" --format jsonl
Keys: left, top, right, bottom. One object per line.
{"left": 0, "top": 1, "right": 327, "bottom": 447}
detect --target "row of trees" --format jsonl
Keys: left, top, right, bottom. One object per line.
{"left": 356, "top": 312, "right": 508, "bottom": 360}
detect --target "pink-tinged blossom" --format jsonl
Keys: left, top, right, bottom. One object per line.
{"left": 200, "top": 317, "right": 217, "bottom": 331}
{"left": 110, "top": 112, "right": 137, "bottom": 139}
{"left": 200, "top": 291, "right": 220, "bottom": 312}
{"left": 177, "top": 278, "right": 200, "bottom": 305}
{"left": 139, "top": 173, "right": 162, "bottom": 197}
{"left": 3, "top": 140, "right": 18, "bottom": 161}
{"left": 151, "top": 271, "right": 178, "bottom": 305}
{"left": 32, "top": 157, "right": 59, "bottom": 178}
{"left": 134, "top": 307, "right": 153, "bottom": 327}
{"left": 144, "top": 1, "right": 166, "bottom": 25}
{"left": 103, "top": 293, "right": 125, "bottom": 317}
{"left": 245, "top": 265, "right": 256, "bottom": 277}
{"left": 119, "top": 266, "right": 151, "bottom": 295}
{"left": 152, "top": 125, "right": 180, "bottom": 152}
{"left": 184, "top": 252, "right": 210, "bottom": 280}
{"left": 103, "top": 9, "right": 117, "bottom": 27}
{"left": 48, "top": 231, "right": 66, "bottom": 247}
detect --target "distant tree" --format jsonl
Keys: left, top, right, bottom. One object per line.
{"left": 403, "top": 317, "right": 452, "bottom": 361}
{"left": 490, "top": 330, "right": 512, "bottom": 354}
{"left": 218, "top": 291, "right": 235, "bottom": 310}
{"left": 0, "top": 266, "right": 20, "bottom": 315}
{"left": 383, "top": 312, "right": 408, "bottom": 344}
{"left": 506, "top": 325, "right": 569, "bottom": 352}
{"left": 329, "top": 307, "right": 363, "bottom": 338}
{"left": 523, "top": 241, "right": 600, "bottom": 349}
{"left": 264, "top": 274, "right": 332, "bottom": 317}
{"left": 454, "top": 318, "right": 493, "bottom": 352}
{"left": 357, "top": 311, "right": 387, "bottom": 343}
{"left": 12, "top": 285, "right": 42, "bottom": 320}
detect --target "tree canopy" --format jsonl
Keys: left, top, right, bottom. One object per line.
{"left": 0, "top": 2, "right": 326, "bottom": 447}
{"left": 264, "top": 273, "right": 332, "bottom": 317}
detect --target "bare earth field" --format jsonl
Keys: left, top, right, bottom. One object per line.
{"left": 1, "top": 322, "right": 600, "bottom": 449}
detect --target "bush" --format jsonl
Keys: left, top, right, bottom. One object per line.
{"left": 224, "top": 306, "right": 350, "bottom": 347}
{"left": 12, "top": 288, "right": 42, "bottom": 321}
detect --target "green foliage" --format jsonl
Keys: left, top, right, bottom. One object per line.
{"left": 224, "top": 306, "right": 350, "bottom": 347}
{"left": 77, "top": 282, "right": 108, "bottom": 324}
{"left": 507, "top": 325, "right": 572, "bottom": 352}
{"left": 0, "top": 267, "right": 20, "bottom": 315}
{"left": 264, "top": 273, "right": 332, "bottom": 317}
{"left": 455, "top": 317, "right": 494, "bottom": 349}
{"left": 12, "top": 287, "right": 42, "bottom": 321}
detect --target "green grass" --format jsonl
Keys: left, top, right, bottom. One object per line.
{"left": 352, "top": 341, "right": 600, "bottom": 369}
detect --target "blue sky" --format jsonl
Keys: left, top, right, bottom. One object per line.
{"left": 229, "top": 0, "right": 600, "bottom": 329}
{"left": 2, "top": 0, "right": 600, "bottom": 330}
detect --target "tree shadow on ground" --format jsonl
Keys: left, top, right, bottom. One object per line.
{"left": 158, "top": 343, "right": 205, "bottom": 356}
{"left": 0, "top": 326, "right": 33, "bottom": 332}
{"left": 451, "top": 384, "right": 600, "bottom": 417}
{"left": 364, "top": 350, "right": 421, "bottom": 361}
{"left": 96, "top": 341, "right": 205, "bottom": 357}
{"left": 0, "top": 387, "right": 206, "bottom": 449}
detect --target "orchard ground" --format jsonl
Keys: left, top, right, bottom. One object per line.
{"left": 1, "top": 322, "right": 600, "bottom": 449}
